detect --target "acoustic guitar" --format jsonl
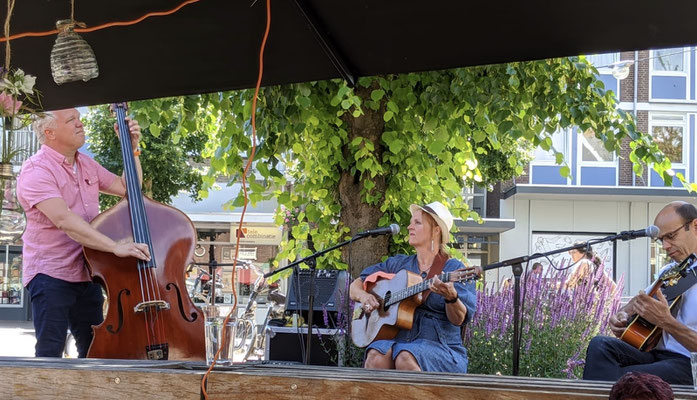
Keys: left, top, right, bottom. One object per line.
{"left": 351, "top": 267, "right": 479, "bottom": 348}
{"left": 620, "top": 253, "right": 697, "bottom": 351}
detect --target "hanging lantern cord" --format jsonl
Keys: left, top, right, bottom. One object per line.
{"left": 4, "top": 0, "right": 16, "bottom": 69}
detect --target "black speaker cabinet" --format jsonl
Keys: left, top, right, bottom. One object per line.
{"left": 285, "top": 269, "right": 348, "bottom": 312}
{"left": 265, "top": 326, "right": 341, "bottom": 366}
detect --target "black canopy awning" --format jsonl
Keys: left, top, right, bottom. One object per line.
{"left": 4, "top": 0, "right": 697, "bottom": 110}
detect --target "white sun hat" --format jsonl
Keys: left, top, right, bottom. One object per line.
{"left": 409, "top": 201, "right": 454, "bottom": 245}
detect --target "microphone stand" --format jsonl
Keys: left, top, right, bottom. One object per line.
{"left": 262, "top": 234, "right": 372, "bottom": 365}
{"left": 483, "top": 231, "right": 637, "bottom": 376}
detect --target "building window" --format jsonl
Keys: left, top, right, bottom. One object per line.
{"left": 586, "top": 53, "right": 619, "bottom": 69}
{"left": 650, "top": 243, "right": 670, "bottom": 282}
{"left": 649, "top": 47, "right": 690, "bottom": 101}
{"left": 532, "top": 128, "right": 569, "bottom": 163}
{"left": 579, "top": 128, "right": 615, "bottom": 163}
{"left": 462, "top": 185, "right": 486, "bottom": 216}
{"left": 649, "top": 114, "right": 686, "bottom": 165}
{"left": 652, "top": 126, "right": 684, "bottom": 163}
{"left": 0, "top": 246, "right": 23, "bottom": 307}
{"left": 653, "top": 48, "right": 686, "bottom": 72}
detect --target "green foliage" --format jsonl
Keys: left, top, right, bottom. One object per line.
{"left": 84, "top": 101, "right": 207, "bottom": 210}
{"left": 122, "top": 57, "right": 671, "bottom": 270}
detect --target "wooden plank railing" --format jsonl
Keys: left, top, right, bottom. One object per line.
{"left": 1, "top": 357, "right": 696, "bottom": 400}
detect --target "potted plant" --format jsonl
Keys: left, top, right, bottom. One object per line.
{"left": 0, "top": 67, "right": 40, "bottom": 244}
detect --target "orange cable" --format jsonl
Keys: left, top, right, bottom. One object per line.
{"left": 200, "top": 0, "right": 270, "bottom": 398}
{"left": 0, "top": 0, "right": 201, "bottom": 42}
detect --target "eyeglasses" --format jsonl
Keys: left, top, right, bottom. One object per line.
{"left": 656, "top": 220, "right": 693, "bottom": 245}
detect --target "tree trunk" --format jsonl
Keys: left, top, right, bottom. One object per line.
{"left": 338, "top": 84, "right": 388, "bottom": 278}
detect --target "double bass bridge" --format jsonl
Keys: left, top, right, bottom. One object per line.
{"left": 133, "top": 300, "right": 170, "bottom": 313}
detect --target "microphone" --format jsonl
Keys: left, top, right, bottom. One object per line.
{"left": 354, "top": 224, "right": 400, "bottom": 238}
{"left": 617, "top": 225, "right": 659, "bottom": 241}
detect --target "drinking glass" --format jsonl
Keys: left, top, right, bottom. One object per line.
{"left": 203, "top": 306, "right": 236, "bottom": 366}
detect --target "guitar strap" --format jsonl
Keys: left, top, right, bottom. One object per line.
{"left": 421, "top": 252, "right": 449, "bottom": 302}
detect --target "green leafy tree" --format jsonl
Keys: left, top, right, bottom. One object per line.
{"left": 106, "top": 58, "right": 671, "bottom": 277}
{"left": 83, "top": 102, "right": 207, "bottom": 209}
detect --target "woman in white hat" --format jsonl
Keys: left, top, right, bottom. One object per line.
{"left": 349, "top": 201, "right": 477, "bottom": 372}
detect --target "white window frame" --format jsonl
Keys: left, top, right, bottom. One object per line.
{"left": 648, "top": 112, "right": 689, "bottom": 183}
{"left": 530, "top": 128, "right": 571, "bottom": 165}
{"left": 577, "top": 128, "right": 618, "bottom": 167}
{"left": 462, "top": 185, "right": 486, "bottom": 216}
{"left": 586, "top": 52, "right": 621, "bottom": 97}
{"left": 576, "top": 127, "right": 619, "bottom": 186}
{"left": 586, "top": 53, "right": 619, "bottom": 71}
{"left": 529, "top": 128, "right": 572, "bottom": 185}
{"left": 649, "top": 47, "right": 691, "bottom": 102}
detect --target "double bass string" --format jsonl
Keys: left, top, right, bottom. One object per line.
{"left": 122, "top": 108, "right": 167, "bottom": 348}
{"left": 115, "top": 106, "right": 155, "bottom": 346}
{"left": 115, "top": 105, "right": 167, "bottom": 349}
{"left": 123, "top": 110, "right": 168, "bottom": 348}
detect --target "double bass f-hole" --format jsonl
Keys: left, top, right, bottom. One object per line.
{"left": 106, "top": 288, "right": 130, "bottom": 334}
{"left": 166, "top": 282, "right": 198, "bottom": 322}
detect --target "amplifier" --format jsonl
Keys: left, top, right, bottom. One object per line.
{"left": 285, "top": 269, "right": 348, "bottom": 313}
{"left": 265, "top": 326, "right": 341, "bottom": 366}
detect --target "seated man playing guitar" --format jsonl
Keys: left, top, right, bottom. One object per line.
{"left": 349, "top": 201, "right": 477, "bottom": 372}
{"left": 583, "top": 201, "right": 697, "bottom": 385}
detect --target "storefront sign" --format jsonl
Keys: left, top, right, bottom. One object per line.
{"left": 221, "top": 246, "right": 257, "bottom": 261}
{"left": 231, "top": 225, "right": 282, "bottom": 245}
{"left": 237, "top": 248, "right": 257, "bottom": 260}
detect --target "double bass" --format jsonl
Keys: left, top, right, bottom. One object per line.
{"left": 84, "top": 103, "right": 205, "bottom": 360}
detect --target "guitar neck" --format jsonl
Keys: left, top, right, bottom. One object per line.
{"left": 386, "top": 272, "right": 450, "bottom": 307}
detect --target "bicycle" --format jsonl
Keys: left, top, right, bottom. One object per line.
{"left": 234, "top": 277, "right": 286, "bottom": 362}
{"left": 186, "top": 265, "right": 225, "bottom": 304}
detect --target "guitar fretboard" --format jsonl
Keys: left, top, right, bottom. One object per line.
{"left": 385, "top": 272, "right": 451, "bottom": 307}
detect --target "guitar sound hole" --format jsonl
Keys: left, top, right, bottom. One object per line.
{"left": 383, "top": 292, "right": 391, "bottom": 312}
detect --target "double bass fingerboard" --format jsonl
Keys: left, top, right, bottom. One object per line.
{"left": 113, "top": 103, "right": 156, "bottom": 270}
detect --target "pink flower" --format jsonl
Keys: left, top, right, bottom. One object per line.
{"left": 0, "top": 92, "right": 21, "bottom": 116}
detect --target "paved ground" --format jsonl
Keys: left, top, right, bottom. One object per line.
{"left": 0, "top": 320, "right": 37, "bottom": 357}
{"left": 0, "top": 318, "right": 254, "bottom": 361}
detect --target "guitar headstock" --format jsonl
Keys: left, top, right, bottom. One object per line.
{"left": 450, "top": 266, "right": 482, "bottom": 283}
{"left": 659, "top": 253, "right": 697, "bottom": 286}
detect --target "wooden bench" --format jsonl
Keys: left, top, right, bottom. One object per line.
{"left": 1, "top": 357, "right": 696, "bottom": 399}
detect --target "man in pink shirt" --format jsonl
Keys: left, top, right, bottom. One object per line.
{"left": 17, "top": 108, "right": 151, "bottom": 358}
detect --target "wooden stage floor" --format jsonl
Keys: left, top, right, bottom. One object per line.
{"left": 1, "top": 357, "right": 696, "bottom": 399}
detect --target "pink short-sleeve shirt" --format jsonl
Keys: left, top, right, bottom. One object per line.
{"left": 17, "top": 145, "right": 118, "bottom": 286}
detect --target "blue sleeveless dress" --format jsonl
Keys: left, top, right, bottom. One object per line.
{"left": 359, "top": 254, "right": 477, "bottom": 372}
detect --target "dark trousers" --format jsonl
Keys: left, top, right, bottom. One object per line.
{"left": 583, "top": 336, "right": 692, "bottom": 385}
{"left": 27, "top": 273, "right": 104, "bottom": 358}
